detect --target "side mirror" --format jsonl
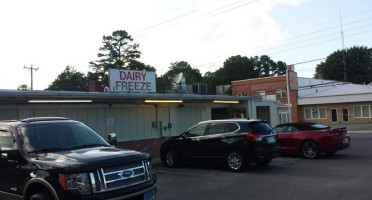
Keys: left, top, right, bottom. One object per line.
{"left": 107, "top": 133, "right": 118, "bottom": 147}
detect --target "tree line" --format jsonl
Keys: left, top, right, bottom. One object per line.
{"left": 20, "top": 30, "right": 371, "bottom": 92}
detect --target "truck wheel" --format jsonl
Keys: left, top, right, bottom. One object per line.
{"left": 30, "top": 191, "right": 52, "bottom": 200}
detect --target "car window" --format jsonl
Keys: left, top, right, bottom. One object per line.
{"left": 18, "top": 122, "right": 109, "bottom": 153}
{"left": 275, "top": 126, "right": 299, "bottom": 133}
{"left": 250, "top": 122, "right": 273, "bottom": 135}
{"left": 0, "top": 130, "right": 14, "bottom": 150}
{"left": 187, "top": 123, "right": 208, "bottom": 137}
{"left": 207, "top": 123, "right": 226, "bottom": 135}
{"left": 310, "top": 124, "right": 330, "bottom": 129}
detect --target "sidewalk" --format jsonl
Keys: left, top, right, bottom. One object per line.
{"left": 330, "top": 123, "right": 372, "bottom": 132}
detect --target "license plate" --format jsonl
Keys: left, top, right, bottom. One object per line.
{"left": 266, "top": 136, "right": 276, "bottom": 144}
{"left": 144, "top": 190, "right": 156, "bottom": 200}
{"left": 343, "top": 138, "right": 349, "bottom": 144}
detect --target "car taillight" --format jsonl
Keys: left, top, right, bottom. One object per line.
{"left": 245, "top": 133, "right": 263, "bottom": 142}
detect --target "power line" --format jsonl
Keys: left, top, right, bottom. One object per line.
{"left": 196, "top": 25, "right": 372, "bottom": 69}
{"left": 205, "top": 0, "right": 259, "bottom": 19}
{"left": 133, "top": 0, "right": 260, "bottom": 35}
{"left": 288, "top": 58, "right": 326, "bottom": 66}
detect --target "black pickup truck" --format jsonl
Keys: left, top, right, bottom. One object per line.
{"left": 0, "top": 117, "right": 156, "bottom": 200}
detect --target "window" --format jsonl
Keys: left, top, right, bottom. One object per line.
{"left": 276, "top": 89, "right": 286, "bottom": 98}
{"left": 187, "top": 123, "right": 208, "bottom": 137}
{"left": 274, "top": 126, "right": 299, "bottom": 133}
{"left": 19, "top": 123, "right": 109, "bottom": 153}
{"left": 280, "top": 112, "right": 290, "bottom": 124}
{"left": 256, "top": 91, "right": 265, "bottom": 99}
{"left": 207, "top": 123, "right": 239, "bottom": 135}
{"left": 207, "top": 123, "right": 226, "bottom": 135}
{"left": 304, "top": 108, "right": 327, "bottom": 120}
{"left": 354, "top": 105, "right": 372, "bottom": 118}
{"left": 0, "top": 130, "right": 14, "bottom": 150}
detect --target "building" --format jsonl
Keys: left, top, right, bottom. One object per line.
{"left": 0, "top": 89, "right": 282, "bottom": 156}
{"left": 231, "top": 74, "right": 372, "bottom": 125}
{"left": 231, "top": 74, "right": 298, "bottom": 124}
{"left": 298, "top": 83, "right": 372, "bottom": 124}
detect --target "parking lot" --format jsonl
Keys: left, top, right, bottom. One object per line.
{"left": 154, "top": 132, "right": 372, "bottom": 200}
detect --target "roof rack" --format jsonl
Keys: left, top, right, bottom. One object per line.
{"left": 21, "top": 117, "right": 70, "bottom": 123}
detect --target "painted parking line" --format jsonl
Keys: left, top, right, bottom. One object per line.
{"left": 154, "top": 170, "right": 215, "bottom": 177}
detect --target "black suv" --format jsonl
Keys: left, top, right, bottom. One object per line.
{"left": 160, "top": 119, "right": 280, "bottom": 172}
{"left": 0, "top": 117, "right": 156, "bottom": 200}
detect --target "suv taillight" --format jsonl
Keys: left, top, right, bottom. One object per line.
{"left": 245, "top": 134, "right": 263, "bottom": 142}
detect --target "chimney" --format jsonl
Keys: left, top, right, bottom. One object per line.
{"left": 89, "top": 81, "right": 103, "bottom": 92}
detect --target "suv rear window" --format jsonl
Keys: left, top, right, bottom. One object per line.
{"left": 239, "top": 122, "right": 273, "bottom": 135}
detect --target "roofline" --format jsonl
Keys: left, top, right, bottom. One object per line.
{"left": 0, "top": 89, "right": 261, "bottom": 104}
{"left": 232, "top": 75, "right": 286, "bottom": 83}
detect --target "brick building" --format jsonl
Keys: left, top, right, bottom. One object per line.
{"left": 231, "top": 74, "right": 299, "bottom": 124}
{"left": 232, "top": 74, "right": 372, "bottom": 125}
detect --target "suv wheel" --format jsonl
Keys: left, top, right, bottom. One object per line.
{"left": 30, "top": 192, "right": 52, "bottom": 200}
{"left": 226, "top": 150, "right": 245, "bottom": 172}
{"left": 165, "top": 149, "right": 179, "bottom": 167}
{"left": 302, "top": 141, "right": 319, "bottom": 159}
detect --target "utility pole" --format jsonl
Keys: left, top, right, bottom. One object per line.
{"left": 339, "top": 7, "right": 347, "bottom": 81}
{"left": 286, "top": 66, "right": 292, "bottom": 123}
{"left": 24, "top": 65, "right": 39, "bottom": 90}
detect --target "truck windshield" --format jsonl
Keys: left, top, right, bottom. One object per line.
{"left": 17, "top": 122, "right": 109, "bottom": 153}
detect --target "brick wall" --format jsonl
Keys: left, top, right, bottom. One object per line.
{"left": 232, "top": 76, "right": 299, "bottom": 122}
{"left": 117, "top": 138, "right": 166, "bottom": 157}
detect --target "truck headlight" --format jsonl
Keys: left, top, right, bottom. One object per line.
{"left": 59, "top": 173, "right": 91, "bottom": 195}
{"left": 147, "top": 161, "right": 154, "bottom": 179}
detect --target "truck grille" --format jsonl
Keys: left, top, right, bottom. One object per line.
{"left": 89, "top": 160, "right": 151, "bottom": 193}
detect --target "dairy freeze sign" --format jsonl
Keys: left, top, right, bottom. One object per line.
{"left": 109, "top": 69, "right": 156, "bottom": 93}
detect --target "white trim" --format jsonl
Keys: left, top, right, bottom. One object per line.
{"left": 331, "top": 108, "right": 338, "bottom": 123}
{"left": 304, "top": 107, "right": 327, "bottom": 120}
{"left": 342, "top": 108, "right": 349, "bottom": 122}
{"left": 298, "top": 93, "right": 372, "bottom": 105}
{"left": 353, "top": 105, "right": 372, "bottom": 118}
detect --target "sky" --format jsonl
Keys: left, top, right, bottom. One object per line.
{"left": 1, "top": 0, "right": 372, "bottom": 90}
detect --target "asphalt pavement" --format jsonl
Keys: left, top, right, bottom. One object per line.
{"left": 154, "top": 131, "right": 372, "bottom": 200}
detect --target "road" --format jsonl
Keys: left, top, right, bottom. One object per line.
{"left": 153, "top": 132, "right": 372, "bottom": 200}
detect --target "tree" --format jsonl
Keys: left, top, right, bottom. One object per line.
{"left": 17, "top": 84, "right": 29, "bottom": 90}
{"left": 315, "top": 46, "right": 372, "bottom": 84}
{"left": 156, "top": 61, "right": 202, "bottom": 91}
{"left": 127, "top": 60, "right": 156, "bottom": 72}
{"left": 47, "top": 66, "right": 88, "bottom": 91}
{"left": 89, "top": 30, "right": 141, "bottom": 87}
{"left": 204, "top": 55, "right": 287, "bottom": 88}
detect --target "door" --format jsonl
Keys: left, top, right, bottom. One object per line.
{"left": 0, "top": 129, "right": 25, "bottom": 197}
{"left": 201, "top": 123, "right": 239, "bottom": 158}
{"left": 257, "top": 106, "right": 270, "bottom": 125}
{"left": 342, "top": 108, "right": 349, "bottom": 122}
{"left": 181, "top": 123, "right": 208, "bottom": 157}
{"left": 331, "top": 109, "right": 337, "bottom": 123}
{"left": 275, "top": 125, "right": 298, "bottom": 153}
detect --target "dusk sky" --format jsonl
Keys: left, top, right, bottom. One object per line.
{"left": 1, "top": 0, "right": 372, "bottom": 90}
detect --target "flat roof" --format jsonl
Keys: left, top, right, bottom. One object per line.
{"left": 0, "top": 89, "right": 261, "bottom": 104}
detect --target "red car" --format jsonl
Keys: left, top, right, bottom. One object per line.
{"left": 273, "top": 123, "right": 350, "bottom": 159}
